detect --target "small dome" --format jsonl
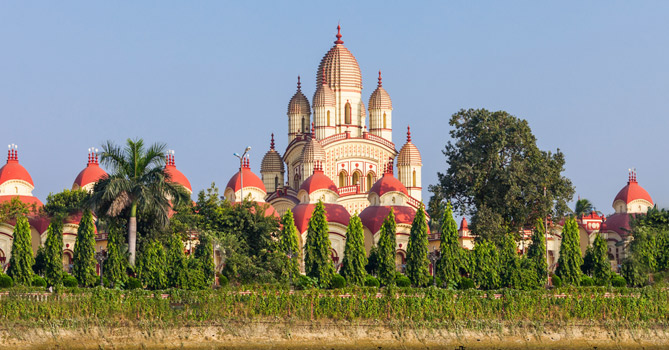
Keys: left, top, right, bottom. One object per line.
{"left": 313, "top": 73, "right": 336, "bottom": 108}
{"left": 292, "top": 202, "right": 351, "bottom": 233}
{"left": 316, "top": 25, "right": 362, "bottom": 93}
{"left": 368, "top": 71, "right": 393, "bottom": 110}
{"left": 164, "top": 153, "right": 192, "bottom": 193}
{"left": 225, "top": 158, "right": 267, "bottom": 194}
{"left": 370, "top": 172, "right": 408, "bottom": 197}
{"left": 301, "top": 135, "right": 325, "bottom": 163}
{"left": 613, "top": 172, "right": 653, "bottom": 206}
{"left": 73, "top": 151, "right": 107, "bottom": 190}
{"left": 359, "top": 206, "right": 417, "bottom": 234}
{"left": 288, "top": 76, "right": 311, "bottom": 115}
{"left": 0, "top": 149, "right": 34, "bottom": 187}
{"left": 261, "top": 134, "right": 284, "bottom": 173}
{"left": 397, "top": 126, "right": 422, "bottom": 166}
{"left": 300, "top": 165, "right": 338, "bottom": 194}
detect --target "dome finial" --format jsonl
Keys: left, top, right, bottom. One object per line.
{"left": 334, "top": 24, "right": 344, "bottom": 45}
{"left": 297, "top": 76, "right": 301, "bottom": 91}
{"left": 270, "top": 133, "right": 275, "bottom": 150}
{"left": 311, "top": 121, "right": 315, "bottom": 138}
{"left": 378, "top": 70, "right": 382, "bottom": 87}
{"left": 407, "top": 125, "right": 412, "bottom": 142}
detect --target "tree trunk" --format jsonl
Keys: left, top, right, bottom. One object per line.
{"left": 128, "top": 202, "right": 137, "bottom": 266}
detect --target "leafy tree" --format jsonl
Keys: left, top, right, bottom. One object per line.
{"left": 499, "top": 233, "right": 521, "bottom": 288}
{"left": 44, "top": 220, "right": 64, "bottom": 287}
{"left": 527, "top": 218, "right": 548, "bottom": 285}
{"left": 431, "top": 108, "right": 574, "bottom": 244}
{"left": 581, "top": 245, "right": 595, "bottom": 276}
{"left": 622, "top": 226, "right": 656, "bottom": 287}
{"left": 630, "top": 206, "right": 669, "bottom": 271}
{"left": 591, "top": 233, "right": 612, "bottom": 284}
{"left": 574, "top": 198, "right": 594, "bottom": 217}
{"left": 0, "top": 197, "right": 32, "bottom": 223}
{"left": 340, "top": 214, "right": 367, "bottom": 286}
{"left": 136, "top": 240, "right": 167, "bottom": 290}
{"left": 279, "top": 209, "right": 300, "bottom": 281}
{"left": 365, "top": 245, "right": 380, "bottom": 277}
{"left": 87, "top": 138, "right": 189, "bottom": 265}
{"left": 472, "top": 239, "right": 500, "bottom": 290}
{"left": 555, "top": 217, "right": 582, "bottom": 286}
{"left": 406, "top": 205, "right": 429, "bottom": 287}
{"left": 33, "top": 246, "right": 46, "bottom": 276}
{"left": 43, "top": 189, "right": 90, "bottom": 219}
{"left": 7, "top": 216, "right": 34, "bottom": 285}
{"left": 435, "top": 202, "right": 462, "bottom": 285}
{"left": 165, "top": 233, "right": 187, "bottom": 288}
{"left": 72, "top": 210, "right": 97, "bottom": 287}
{"left": 103, "top": 223, "right": 127, "bottom": 288}
{"left": 193, "top": 232, "right": 215, "bottom": 286}
{"left": 304, "top": 201, "right": 335, "bottom": 287}
{"left": 427, "top": 188, "right": 447, "bottom": 233}
{"left": 377, "top": 209, "right": 397, "bottom": 286}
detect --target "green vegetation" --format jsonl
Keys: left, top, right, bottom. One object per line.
{"left": 556, "top": 217, "right": 582, "bottom": 286}
{"left": 435, "top": 202, "right": 462, "bottom": 286}
{"left": 340, "top": 214, "right": 367, "bottom": 286}
{"left": 7, "top": 216, "right": 34, "bottom": 285}
{"left": 527, "top": 218, "right": 548, "bottom": 286}
{"left": 44, "top": 220, "right": 64, "bottom": 287}
{"left": 406, "top": 205, "right": 429, "bottom": 287}
{"left": 278, "top": 209, "right": 300, "bottom": 281}
{"left": 377, "top": 209, "right": 397, "bottom": 286}
{"left": 136, "top": 240, "right": 167, "bottom": 290}
{"left": 304, "top": 201, "right": 335, "bottom": 287}
{"left": 472, "top": 239, "right": 500, "bottom": 290}
{"left": 72, "top": 210, "right": 97, "bottom": 287}
{"left": 103, "top": 224, "right": 128, "bottom": 288}
{"left": 165, "top": 232, "right": 187, "bottom": 288}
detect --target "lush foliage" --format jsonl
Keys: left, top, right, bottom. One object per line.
{"left": 73, "top": 210, "right": 98, "bottom": 287}
{"left": 43, "top": 189, "right": 90, "bottom": 219}
{"left": 7, "top": 216, "right": 34, "bottom": 285}
{"left": 103, "top": 224, "right": 128, "bottom": 288}
{"left": 365, "top": 246, "right": 380, "bottom": 277}
{"left": 435, "top": 202, "right": 462, "bottom": 285}
{"left": 340, "top": 214, "right": 367, "bottom": 286}
{"left": 136, "top": 240, "right": 167, "bottom": 290}
{"left": 574, "top": 198, "right": 595, "bottom": 217}
{"left": 406, "top": 205, "right": 429, "bottom": 287}
{"left": 44, "top": 220, "right": 64, "bottom": 287}
{"left": 193, "top": 232, "right": 215, "bottom": 287}
{"left": 527, "top": 218, "right": 548, "bottom": 286}
{"left": 304, "top": 201, "right": 335, "bottom": 287}
{"left": 0, "top": 197, "right": 34, "bottom": 222}
{"left": 499, "top": 233, "right": 521, "bottom": 288}
{"left": 472, "top": 239, "right": 500, "bottom": 290}
{"left": 622, "top": 227, "right": 656, "bottom": 287}
{"left": 591, "top": 233, "right": 612, "bottom": 284}
{"left": 0, "top": 274, "right": 13, "bottom": 288}
{"left": 165, "top": 233, "right": 187, "bottom": 288}
{"left": 556, "top": 217, "right": 582, "bottom": 286}
{"left": 278, "top": 209, "right": 300, "bottom": 282}
{"left": 376, "top": 210, "right": 397, "bottom": 286}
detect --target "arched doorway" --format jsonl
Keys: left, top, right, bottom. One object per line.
{"left": 63, "top": 251, "right": 73, "bottom": 273}
{"left": 395, "top": 251, "right": 406, "bottom": 273}
{"left": 338, "top": 170, "right": 348, "bottom": 187}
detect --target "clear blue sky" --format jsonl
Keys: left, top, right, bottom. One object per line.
{"left": 1, "top": 2, "right": 667, "bottom": 214}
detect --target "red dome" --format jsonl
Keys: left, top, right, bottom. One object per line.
{"left": 359, "top": 205, "right": 418, "bottom": 234}
{"left": 601, "top": 213, "right": 639, "bottom": 237}
{"left": 613, "top": 179, "right": 653, "bottom": 206}
{"left": 0, "top": 159, "right": 34, "bottom": 187}
{"left": 226, "top": 161, "right": 266, "bottom": 193}
{"left": 73, "top": 163, "right": 107, "bottom": 189}
{"left": 300, "top": 169, "right": 338, "bottom": 194}
{"left": 291, "top": 203, "right": 351, "bottom": 233}
{"left": 165, "top": 165, "right": 192, "bottom": 193}
{"left": 370, "top": 173, "right": 408, "bottom": 197}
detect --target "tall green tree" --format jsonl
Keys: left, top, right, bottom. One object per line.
{"left": 304, "top": 201, "right": 335, "bottom": 287}
{"left": 622, "top": 226, "right": 656, "bottom": 287}
{"left": 7, "top": 216, "right": 34, "bottom": 285}
{"left": 574, "top": 198, "right": 594, "bottom": 217}
{"left": 0, "top": 197, "right": 32, "bottom": 223}
{"left": 165, "top": 233, "right": 187, "bottom": 288}
{"left": 103, "top": 224, "right": 127, "bottom": 288}
{"left": 44, "top": 220, "right": 64, "bottom": 287}
{"left": 43, "top": 189, "right": 90, "bottom": 219}
{"left": 193, "top": 232, "right": 215, "bottom": 286}
{"left": 499, "top": 233, "right": 521, "bottom": 288}
{"left": 136, "top": 240, "right": 167, "bottom": 290}
{"left": 377, "top": 209, "right": 397, "bottom": 286}
{"left": 72, "top": 210, "right": 98, "bottom": 287}
{"left": 527, "top": 218, "right": 548, "bottom": 285}
{"left": 340, "top": 214, "right": 367, "bottom": 286}
{"left": 430, "top": 108, "right": 574, "bottom": 244}
{"left": 555, "top": 217, "right": 583, "bottom": 285}
{"left": 472, "top": 239, "right": 501, "bottom": 290}
{"left": 406, "top": 205, "right": 429, "bottom": 287}
{"left": 591, "top": 233, "right": 612, "bottom": 284}
{"left": 435, "top": 202, "right": 462, "bottom": 286}
{"left": 87, "top": 138, "right": 190, "bottom": 265}
{"left": 279, "top": 209, "right": 300, "bottom": 281}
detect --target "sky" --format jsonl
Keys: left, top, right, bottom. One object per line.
{"left": 1, "top": 2, "right": 668, "bottom": 215}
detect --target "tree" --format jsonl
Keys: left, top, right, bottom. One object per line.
{"left": 406, "top": 205, "right": 429, "bottom": 287}
{"left": 622, "top": 226, "right": 656, "bottom": 287}
{"left": 165, "top": 233, "right": 187, "bottom": 288}
{"left": 340, "top": 214, "right": 367, "bottom": 286}
{"left": 136, "top": 240, "right": 167, "bottom": 290}
{"left": 581, "top": 245, "right": 595, "bottom": 276}
{"left": 304, "top": 201, "right": 335, "bottom": 287}
{"left": 7, "top": 216, "right": 34, "bottom": 285}
{"left": 472, "top": 239, "right": 500, "bottom": 290}
{"left": 33, "top": 246, "right": 47, "bottom": 276}
{"left": 555, "top": 217, "right": 582, "bottom": 286}
{"left": 591, "top": 233, "right": 612, "bottom": 284}
{"left": 574, "top": 198, "right": 594, "bottom": 217}
{"left": 377, "top": 209, "right": 397, "bottom": 286}
{"left": 527, "top": 218, "right": 548, "bottom": 285}
{"left": 365, "top": 246, "right": 380, "bottom": 277}
{"left": 72, "top": 210, "right": 98, "bottom": 287}
{"left": 499, "top": 233, "right": 521, "bottom": 288}
{"left": 87, "top": 138, "right": 190, "bottom": 265}
{"left": 435, "top": 202, "right": 462, "bottom": 286}
{"left": 431, "top": 108, "right": 574, "bottom": 244}
{"left": 43, "top": 189, "right": 90, "bottom": 219}
{"left": 44, "top": 220, "right": 64, "bottom": 287}
{"left": 103, "top": 223, "right": 127, "bottom": 288}
{"left": 193, "top": 232, "right": 215, "bottom": 286}
{"left": 279, "top": 209, "right": 300, "bottom": 281}
{"left": 0, "top": 197, "right": 32, "bottom": 223}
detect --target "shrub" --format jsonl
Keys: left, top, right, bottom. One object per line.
{"left": 31, "top": 276, "right": 47, "bottom": 287}
{"left": 458, "top": 277, "right": 475, "bottom": 290}
{"left": 330, "top": 274, "right": 346, "bottom": 289}
{"left": 295, "top": 275, "right": 318, "bottom": 290}
{"left": 580, "top": 276, "right": 594, "bottom": 287}
{"left": 217, "top": 274, "right": 229, "bottom": 287}
{"left": 395, "top": 274, "right": 411, "bottom": 287}
{"left": 126, "top": 277, "right": 142, "bottom": 290}
{"left": 364, "top": 275, "right": 380, "bottom": 287}
{"left": 0, "top": 274, "right": 13, "bottom": 288}
{"left": 63, "top": 274, "right": 78, "bottom": 287}
{"left": 611, "top": 275, "right": 627, "bottom": 287}
{"left": 551, "top": 274, "right": 562, "bottom": 288}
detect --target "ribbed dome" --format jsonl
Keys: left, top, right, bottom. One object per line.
{"left": 261, "top": 134, "right": 284, "bottom": 173}
{"left": 397, "top": 126, "right": 422, "bottom": 166}
{"left": 0, "top": 149, "right": 34, "bottom": 187}
{"left": 288, "top": 76, "right": 311, "bottom": 115}
{"left": 313, "top": 83, "right": 336, "bottom": 107}
{"left": 368, "top": 71, "right": 393, "bottom": 110}
{"left": 316, "top": 26, "right": 362, "bottom": 93}
{"left": 301, "top": 136, "right": 325, "bottom": 163}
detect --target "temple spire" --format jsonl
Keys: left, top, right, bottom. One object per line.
{"left": 407, "top": 125, "right": 412, "bottom": 143}
{"left": 297, "top": 76, "right": 301, "bottom": 91}
{"left": 334, "top": 24, "right": 344, "bottom": 45}
{"left": 270, "top": 133, "right": 275, "bottom": 150}
{"left": 378, "top": 70, "right": 382, "bottom": 87}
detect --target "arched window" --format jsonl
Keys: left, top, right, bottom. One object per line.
{"left": 302, "top": 117, "right": 306, "bottom": 133}
{"left": 274, "top": 176, "right": 279, "bottom": 190}
{"left": 345, "top": 102, "right": 351, "bottom": 124}
{"left": 294, "top": 174, "right": 300, "bottom": 190}
{"left": 383, "top": 112, "right": 387, "bottom": 129}
{"left": 0, "top": 248, "right": 5, "bottom": 264}
{"left": 338, "top": 171, "right": 347, "bottom": 187}
{"left": 366, "top": 173, "right": 374, "bottom": 191}
{"left": 62, "top": 252, "right": 73, "bottom": 273}
{"left": 412, "top": 170, "right": 417, "bottom": 187}
{"left": 352, "top": 171, "right": 360, "bottom": 186}
{"left": 327, "top": 110, "right": 331, "bottom": 126}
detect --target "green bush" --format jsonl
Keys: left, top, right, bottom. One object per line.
{"left": 611, "top": 275, "right": 627, "bottom": 287}
{"left": 0, "top": 274, "right": 13, "bottom": 288}
{"left": 31, "top": 276, "right": 47, "bottom": 287}
{"left": 126, "top": 277, "right": 142, "bottom": 290}
{"left": 458, "top": 277, "right": 475, "bottom": 290}
{"left": 330, "top": 274, "right": 346, "bottom": 289}
{"left": 364, "top": 275, "right": 380, "bottom": 287}
{"left": 295, "top": 275, "right": 318, "bottom": 290}
{"left": 217, "top": 274, "right": 229, "bottom": 287}
{"left": 395, "top": 274, "right": 411, "bottom": 287}
{"left": 551, "top": 274, "right": 562, "bottom": 288}
{"left": 63, "top": 274, "right": 78, "bottom": 287}
{"left": 580, "top": 276, "right": 594, "bottom": 287}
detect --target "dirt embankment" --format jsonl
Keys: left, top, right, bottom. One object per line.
{"left": 2, "top": 321, "right": 669, "bottom": 349}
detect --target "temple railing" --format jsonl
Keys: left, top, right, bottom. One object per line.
{"left": 338, "top": 184, "right": 361, "bottom": 196}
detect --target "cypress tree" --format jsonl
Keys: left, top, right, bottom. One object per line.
{"left": 194, "top": 232, "right": 215, "bottom": 286}
{"left": 473, "top": 239, "right": 501, "bottom": 290}
{"left": 406, "top": 204, "right": 429, "bottom": 287}
{"left": 340, "top": 214, "right": 367, "bottom": 286}
{"left": 7, "top": 216, "right": 34, "bottom": 285}
{"left": 435, "top": 202, "right": 462, "bottom": 286}
{"left": 165, "top": 233, "right": 187, "bottom": 288}
{"left": 499, "top": 233, "right": 521, "bottom": 288}
{"left": 581, "top": 245, "right": 595, "bottom": 276}
{"left": 72, "top": 210, "right": 97, "bottom": 287}
{"left": 591, "top": 233, "right": 611, "bottom": 284}
{"left": 377, "top": 209, "right": 397, "bottom": 286}
{"left": 304, "top": 201, "right": 335, "bottom": 287}
{"left": 44, "top": 220, "right": 64, "bottom": 287}
{"left": 527, "top": 218, "right": 548, "bottom": 285}
{"left": 103, "top": 224, "right": 127, "bottom": 288}
{"left": 136, "top": 240, "right": 167, "bottom": 290}
{"left": 279, "top": 209, "right": 300, "bottom": 281}
{"left": 556, "top": 217, "right": 583, "bottom": 285}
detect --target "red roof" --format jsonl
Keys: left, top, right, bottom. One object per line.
{"left": 73, "top": 163, "right": 107, "bottom": 189}
{"left": 165, "top": 165, "right": 192, "bottom": 192}
{"left": 226, "top": 160, "right": 266, "bottom": 193}
{"left": 0, "top": 159, "right": 34, "bottom": 187}
{"left": 359, "top": 205, "right": 419, "bottom": 234}
{"left": 300, "top": 169, "right": 338, "bottom": 194}
{"left": 0, "top": 195, "right": 43, "bottom": 209}
{"left": 459, "top": 217, "right": 469, "bottom": 231}
{"left": 602, "top": 212, "right": 637, "bottom": 237}
{"left": 292, "top": 203, "right": 351, "bottom": 233}
{"left": 370, "top": 173, "right": 408, "bottom": 197}
{"left": 613, "top": 179, "right": 653, "bottom": 206}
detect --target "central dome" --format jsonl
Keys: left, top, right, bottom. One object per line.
{"left": 316, "top": 26, "right": 362, "bottom": 93}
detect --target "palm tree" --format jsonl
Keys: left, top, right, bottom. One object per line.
{"left": 574, "top": 198, "right": 594, "bottom": 217}
{"left": 87, "top": 138, "right": 189, "bottom": 266}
